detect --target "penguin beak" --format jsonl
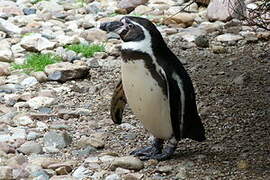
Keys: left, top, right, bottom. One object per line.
{"left": 100, "top": 18, "right": 130, "bottom": 36}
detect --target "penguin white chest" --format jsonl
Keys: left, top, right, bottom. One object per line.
{"left": 121, "top": 60, "right": 173, "bottom": 139}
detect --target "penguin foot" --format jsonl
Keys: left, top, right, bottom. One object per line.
{"left": 139, "top": 146, "right": 176, "bottom": 161}
{"left": 132, "top": 137, "right": 178, "bottom": 161}
{"left": 130, "top": 138, "right": 163, "bottom": 157}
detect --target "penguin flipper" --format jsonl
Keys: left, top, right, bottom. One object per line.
{"left": 110, "top": 79, "right": 127, "bottom": 124}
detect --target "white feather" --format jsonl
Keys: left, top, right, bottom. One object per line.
{"left": 172, "top": 72, "right": 185, "bottom": 138}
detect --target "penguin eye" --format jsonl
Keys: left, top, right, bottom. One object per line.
{"left": 128, "top": 23, "right": 134, "bottom": 29}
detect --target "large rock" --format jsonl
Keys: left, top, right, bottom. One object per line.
{"left": 43, "top": 131, "right": 72, "bottom": 149}
{"left": 0, "top": 39, "right": 13, "bottom": 62}
{"left": 207, "top": 0, "right": 246, "bottom": 22}
{"left": 20, "top": 34, "right": 56, "bottom": 52}
{"left": 0, "top": 18, "right": 21, "bottom": 35}
{"left": 45, "top": 62, "right": 90, "bottom": 82}
{"left": 0, "top": 62, "right": 10, "bottom": 76}
{"left": 118, "top": 0, "right": 148, "bottom": 13}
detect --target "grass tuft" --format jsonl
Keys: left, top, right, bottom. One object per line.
{"left": 12, "top": 53, "right": 62, "bottom": 73}
{"left": 65, "top": 44, "right": 105, "bottom": 57}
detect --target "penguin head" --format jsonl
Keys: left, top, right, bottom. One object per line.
{"left": 100, "top": 16, "right": 165, "bottom": 52}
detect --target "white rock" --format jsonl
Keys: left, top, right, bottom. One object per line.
{"left": 20, "top": 77, "right": 39, "bottom": 87}
{"left": 216, "top": 33, "right": 244, "bottom": 42}
{"left": 0, "top": 39, "right": 13, "bottom": 62}
{"left": 27, "top": 96, "right": 55, "bottom": 109}
{"left": 20, "top": 34, "right": 56, "bottom": 52}
{"left": 105, "top": 174, "right": 121, "bottom": 180}
{"left": 6, "top": 73, "right": 29, "bottom": 84}
{"left": 0, "top": 134, "right": 12, "bottom": 142}
{"left": 149, "top": 0, "right": 176, "bottom": 6}
{"left": 207, "top": 0, "right": 246, "bottom": 21}
{"left": 133, "top": 5, "right": 152, "bottom": 15}
{"left": 0, "top": 18, "right": 21, "bottom": 34}
{"left": 72, "top": 165, "right": 92, "bottom": 179}
{"left": 18, "top": 141, "right": 43, "bottom": 155}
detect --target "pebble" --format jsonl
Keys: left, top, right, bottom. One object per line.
{"left": 105, "top": 174, "right": 121, "bottom": 180}
{"left": 110, "top": 156, "right": 144, "bottom": 171}
{"left": 27, "top": 96, "right": 55, "bottom": 110}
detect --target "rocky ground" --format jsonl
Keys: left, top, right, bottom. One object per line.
{"left": 0, "top": 0, "right": 270, "bottom": 179}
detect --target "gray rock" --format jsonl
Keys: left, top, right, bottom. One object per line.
{"left": 194, "top": 35, "right": 209, "bottom": 48}
{"left": 105, "top": 174, "right": 121, "bottom": 180}
{"left": 0, "top": 18, "right": 21, "bottom": 34}
{"left": 177, "top": 27, "right": 207, "bottom": 42}
{"left": 23, "top": 8, "right": 36, "bottom": 15}
{"left": 0, "top": 39, "right": 13, "bottom": 62}
{"left": 32, "top": 169, "right": 50, "bottom": 179}
{"left": 43, "top": 131, "right": 72, "bottom": 148}
{"left": 27, "top": 132, "right": 42, "bottom": 141}
{"left": 0, "top": 111, "right": 18, "bottom": 123}
{"left": 45, "top": 62, "right": 90, "bottom": 82}
{"left": 233, "top": 73, "right": 249, "bottom": 86}
{"left": 20, "top": 34, "right": 56, "bottom": 52}
{"left": 216, "top": 33, "right": 244, "bottom": 42}
{"left": 20, "top": 77, "right": 39, "bottom": 87}
{"left": 27, "top": 96, "right": 55, "bottom": 109}
{"left": 36, "top": 1, "right": 64, "bottom": 13}
{"left": 207, "top": 0, "right": 246, "bottom": 21}
{"left": 18, "top": 141, "right": 42, "bottom": 155}
{"left": 110, "top": 156, "right": 144, "bottom": 171}
{"left": 211, "top": 45, "right": 226, "bottom": 54}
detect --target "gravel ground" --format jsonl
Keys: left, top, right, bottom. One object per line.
{"left": 33, "top": 39, "right": 270, "bottom": 179}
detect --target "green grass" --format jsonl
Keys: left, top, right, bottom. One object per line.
{"left": 31, "top": 0, "right": 46, "bottom": 4}
{"left": 12, "top": 53, "right": 62, "bottom": 73}
{"left": 65, "top": 44, "right": 105, "bottom": 57}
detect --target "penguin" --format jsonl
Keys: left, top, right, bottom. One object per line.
{"left": 100, "top": 16, "right": 206, "bottom": 160}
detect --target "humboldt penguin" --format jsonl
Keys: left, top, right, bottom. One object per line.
{"left": 100, "top": 16, "right": 206, "bottom": 160}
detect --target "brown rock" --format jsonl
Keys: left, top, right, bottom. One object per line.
{"left": 118, "top": 0, "right": 149, "bottom": 13}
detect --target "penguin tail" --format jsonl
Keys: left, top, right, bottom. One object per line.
{"left": 185, "top": 115, "right": 206, "bottom": 142}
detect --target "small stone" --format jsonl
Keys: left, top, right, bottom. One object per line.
{"left": 156, "top": 165, "right": 173, "bottom": 174}
{"left": 43, "top": 131, "right": 72, "bottom": 148}
{"left": 115, "top": 167, "right": 131, "bottom": 174}
{"left": 47, "top": 161, "right": 75, "bottom": 175}
{"left": 105, "top": 174, "right": 121, "bottom": 180}
{"left": 80, "top": 29, "right": 107, "bottom": 42}
{"left": 233, "top": 73, "right": 249, "bottom": 86}
{"left": 175, "top": 167, "right": 187, "bottom": 179}
{"left": 211, "top": 45, "right": 226, "bottom": 54}
{"left": 110, "top": 156, "right": 144, "bottom": 171}
{"left": 55, "top": 166, "right": 72, "bottom": 175}
{"left": 20, "top": 77, "right": 39, "bottom": 88}
{"left": 194, "top": 35, "right": 209, "bottom": 48}
{"left": 18, "top": 141, "right": 43, "bottom": 155}
{"left": 216, "top": 33, "right": 244, "bottom": 42}
{"left": 23, "top": 8, "right": 36, "bottom": 15}
{"left": 27, "top": 132, "right": 42, "bottom": 140}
